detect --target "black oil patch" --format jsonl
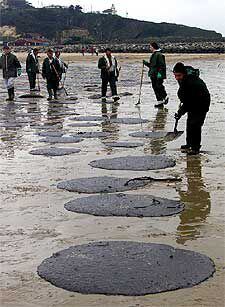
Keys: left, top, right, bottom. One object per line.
{"left": 68, "top": 122, "right": 100, "bottom": 128}
{"left": 29, "top": 147, "right": 81, "bottom": 157}
{"left": 104, "top": 142, "right": 144, "bottom": 148}
{"left": 50, "top": 101, "right": 79, "bottom": 105}
{"left": 30, "top": 125, "right": 62, "bottom": 130}
{"left": 110, "top": 118, "right": 149, "bottom": 124}
{"left": 64, "top": 194, "right": 184, "bottom": 217}
{"left": 37, "top": 131, "right": 65, "bottom": 137}
{"left": 18, "top": 93, "right": 45, "bottom": 98}
{"left": 37, "top": 241, "right": 215, "bottom": 296}
{"left": 0, "top": 122, "right": 24, "bottom": 128}
{"left": 70, "top": 116, "right": 106, "bottom": 122}
{"left": 130, "top": 131, "right": 168, "bottom": 138}
{"left": 39, "top": 136, "right": 83, "bottom": 144}
{"left": 57, "top": 176, "right": 149, "bottom": 193}
{"left": 89, "top": 155, "right": 176, "bottom": 171}
{"left": 88, "top": 92, "right": 133, "bottom": 99}
{"left": 65, "top": 96, "right": 78, "bottom": 101}
{"left": 70, "top": 132, "right": 111, "bottom": 138}
{"left": 88, "top": 94, "right": 102, "bottom": 100}
{"left": 119, "top": 92, "right": 133, "bottom": 97}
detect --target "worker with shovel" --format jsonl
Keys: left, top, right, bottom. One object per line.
{"left": 143, "top": 42, "right": 169, "bottom": 108}
{"left": 42, "top": 49, "right": 61, "bottom": 101}
{"left": 0, "top": 45, "right": 21, "bottom": 101}
{"left": 173, "top": 62, "right": 210, "bottom": 155}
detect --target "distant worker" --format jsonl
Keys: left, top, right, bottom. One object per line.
{"left": 95, "top": 47, "right": 99, "bottom": 56}
{"left": 173, "top": 62, "right": 210, "bottom": 155}
{"left": 42, "top": 49, "right": 61, "bottom": 101}
{"left": 98, "top": 47, "right": 120, "bottom": 104}
{"left": 143, "top": 42, "right": 168, "bottom": 107}
{"left": 81, "top": 46, "right": 86, "bottom": 56}
{"left": 26, "top": 48, "right": 39, "bottom": 91}
{"left": 54, "top": 50, "right": 68, "bottom": 80}
{"left": 90, "top": 46, "right": 94, "bottom": 56}
{"left": 0, "top": 45, "right": 21, "bottom": 101}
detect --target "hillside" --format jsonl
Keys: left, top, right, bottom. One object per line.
{"left": 0, "top": 5, "right": 222, "bottom": 43}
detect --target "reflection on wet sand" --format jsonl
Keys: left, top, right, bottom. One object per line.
{"left": 176, "top": 156, "right": 211, "bottom": 244}
{"left": 101, "top": 102, "right": 120, "bottom": 152}
{"left": 101, "top": 102, "right": 119, "bottom": 133}
{"left": 145, "top": 107, "right": 168, "bottom": 155}
{"left": 45, "top": 102, "right": 65, "bottom": 128}
{"left": 0, "top": 102, "right": 24, "bottom": 158}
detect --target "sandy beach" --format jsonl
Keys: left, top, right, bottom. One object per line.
{"left": 0, "top": 53, "right": 225, "bottom": 307}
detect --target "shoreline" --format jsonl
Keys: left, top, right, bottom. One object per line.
{"left": 13, "top": 52, "right": 225, "bottom": 63}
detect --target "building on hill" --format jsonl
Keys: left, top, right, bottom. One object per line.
{"left": 103, "top": 4, "right": 117, "bottom": 15}
{"left": 14, "top": 38, "right": 50, "bottom": 46}
{"left": 44, "top": 5, "right": 67, "bottom": 9}
{"left": 24, "top": 33, "right": 46, "bottom": 39}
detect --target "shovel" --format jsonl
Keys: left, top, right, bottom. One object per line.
{"left": 52, "top": 63, "right": 69, "bottom": 96}
{"left": 165, "top": 118, "right": 184, "bottom": 141}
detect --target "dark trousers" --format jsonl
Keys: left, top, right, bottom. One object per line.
{"left": 47, "top": 79, "right": 59, "bottom": 97}
{"left": 186, "top": 112, "right": 207, "bottom": 150}
{"left": 28, "top": 72, "right": 36, "bottom": 89}
{"left": 101, "top": 75, "right": 117, "bottom": 97}
{"left": 151, "top": 78, "right": 167, "bottom": 101}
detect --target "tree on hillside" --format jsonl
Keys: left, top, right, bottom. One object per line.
{"left": 7, "top": 0, "right": 31, "bottom": 8}
{"left": 74, "top": 5, "right": 83, "bottom": 12}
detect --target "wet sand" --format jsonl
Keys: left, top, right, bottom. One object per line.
{"left": 0, "top": 54, "right": 225, "bottom": 307}
{"left": 16, "top": 52, "right": 225, "bottom": 64}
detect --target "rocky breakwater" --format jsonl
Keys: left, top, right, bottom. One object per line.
{"left": 13, "top": 41, "right": 225, "bottom": 54}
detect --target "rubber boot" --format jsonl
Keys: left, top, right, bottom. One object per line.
{"left": 6, "top": 89, "right": 11, "bottom": 101}
{"left": 11, "top": 87, "right": 15, "bottom": 100}
{"left": 6, "top": 88, "right": 14, "bottom": 101}
{"left": 53, "top": 89, "right": 58, "bottom": 100}
{"left": 47, "top": 89, "right": 53, "bottom": 101}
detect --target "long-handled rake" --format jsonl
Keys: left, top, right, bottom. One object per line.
{"left": 135, "top": 63, "right": 145, "bottom": 106}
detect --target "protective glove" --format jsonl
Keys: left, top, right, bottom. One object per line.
{"left": 143, "top": 60, "right": 148, "bottom": 66}
{"left": 17, "top": 68, "right": 22, "bottom": 76}
{"left": 157, "top": 72, "right": 162, "bottom": 79}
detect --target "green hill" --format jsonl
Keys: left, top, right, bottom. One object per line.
{"left": 0, "top": 5, "right": 222, "bottom": 42}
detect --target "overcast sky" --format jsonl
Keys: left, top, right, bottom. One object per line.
{"left": 31, "top": 0, "right": 225, "bottom": 36}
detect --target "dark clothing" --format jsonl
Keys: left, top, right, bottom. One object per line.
{"left": 144, "top": 50, "right": 167, "bottom": 101}
{"left": 176, "top": 71, "right": 210, "bottom": 151}
{"left": 26, "top": 52, "right": 39, "bottom": 89}
{"left": 186, "top": 112, "right": 207, "bottom": 151}
{"left": 26, "top": 53, "right": 39, "bottom": 74}
{"left": 42, "top": 57, "right": 60, "bottom": 81}
{"left": 151, "top": 77, "right": 167, "bottom": 101}
{"left": 42, "top": 57, "right": 61, "bottom": 97}
{"left": 47, "top": 80, "right": 58, "bottom": 98}
{"left": 7, "top": 87, "right": 15, "bottom": 101}
{"left": 28, "top": 72, "right": 36, "bottom": 89}
{"left": 102, "top": 75, "right": 118, "bottom": 97}
{"left": 98, "top": 55, "right": 119, "bottom": 97}
{"left": 0, "top": 53, "right": 21, "bottom": 78}
{"left": 177, "top": 75, "right": 210, "bottom": 116}
{"left": 98, "top": 55, "right": 119, "bottom": 80}
{"left": 145, "top": 50, "right": 166, "bottom": 79}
